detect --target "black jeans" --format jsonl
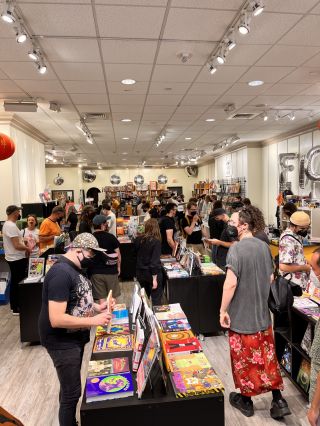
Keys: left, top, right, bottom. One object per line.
{"left": 136, "top": 269, "right": 163, "bottom": 306}
{"left": 47, "top": 344, "right": 85, "bottom": 426}
{"left": 7, "top": 257, "right": 28, "bottom": 312}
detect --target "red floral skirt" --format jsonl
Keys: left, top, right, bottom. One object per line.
{"left": 229, "top": 326, "right": 283, "bottom": 397}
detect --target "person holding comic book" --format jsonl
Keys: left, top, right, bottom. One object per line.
{"left": 39, "top": 233, "right": 115, "bottom": 426}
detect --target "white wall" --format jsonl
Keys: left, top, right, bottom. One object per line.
{"left": 215, "top": 147, "right": 248, "bottom": 181}
{"left": 0, "top": 125, "right": 46, "bottom": 221}
{"left": 45, "top": 167, "right": 202, "bottom": 202}
{"left": 197, "top": 162, "right": 215, "bottom": 181}
{"left": 262, "top": 129, "right": 320, "bottom": 225}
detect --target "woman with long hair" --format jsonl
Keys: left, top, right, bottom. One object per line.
{"left": 78, "top": 205, "right": 95, "bottom": 234}
{"left": 134, "top": 218, "right": 163, "bottom": 305}
{"left": 220, "top": 205, "right": 290, "bottom": 420}
{"left": 67, "top": 205, "right": 78, "bottom": 233}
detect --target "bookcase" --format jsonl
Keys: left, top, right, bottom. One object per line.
{"left": 274, "top": 307, "right": 315, "bottom": 399}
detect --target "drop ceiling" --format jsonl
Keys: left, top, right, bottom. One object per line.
{"left": 1, "top": 0, "right": 320, "bottom": 167}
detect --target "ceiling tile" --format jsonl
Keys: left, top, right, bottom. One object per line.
{"left": 256, "top": 46, "right": 320, "bottom": 67}
{"left": 157, "top": 41, "right": 215, "bottom": 66}
{"left": 301, "top": 83, "right": 320, "bottom": 95}
{"left": 311, "top": 3, "right": 320, "bottom": 13}
{"left": 224, "top": 83, "right": 273, "bottom": 95}
{"left": 303, "top": 51, "right": 320, "bottom": 67}
{"left": 146, "top": 94, "right": 183, "bottom": 105}
{"left": 281, "top": 67, "right": 320, "bottom": 83}
{"left": 171, "top": 0, "right": 243, "bottom": 8}
{"left": 63, "top": 80, "right": 106, "bottom": 94}
{"left": 188, "top": 82, "right": 232, "bottom": 95}
{"left": 41, "top": 39, "right": 101, "bottom": 62}
{"left": 0, "top": 39, "right": 32, "bottom": 61}
{"left": 263, "top": 83, "right": 312, "bottom": 95}
{"left": 101, "top": 40, "right": 157, "bottom": 64}
{"left": 215, "top": 94, "right": 256, "bottom": 106}
{"left": 109, "top": 93, "right": 146, "bottom": 104}
{"left": 0, "top": 80, "right": 24, "bottom": 93}
{"left": 226, "top": 44, "right": 272, "bottom": 66}
{"left": 152, "top": 64, "right": 201, "bottom": 82}
{"left": 265, "top": 0, "right": 319, "bottom": 13}
{"left": 71, "top": 94, "right": 108, "bottom": 104}
{"left": 96, "top": 5, "right": 165, "bottom": 38}
{"left": 105, "top": 64, "right": 153, "bottom": 82}
{"left": 19, "top": 0, "right": 91, "bottom": 3}
{"left": 280, "top": 95, "right": 320, "bottom": 106}
{"left": 148, "top": 82, "right": 190, "bottom": 94}
{"left": 111, "top": 104, "right": 144, "bottom": 113}
{"left": 14, "top": 79, "right": 66, "bottom": 94}
{"left": 239, "top": 66, "right": 295, "bottom": 83}
{"left": 163, "top": 8, "right": 236, "bottom": 41}
{"left": 279, "top": 15, "right": 320, "bottom": 46}
{"left": 248, "top": 95, "right": 291, "bottom": 106}
{"left": 108, "top": 81, "right": 149, "bottom": 95}
{"left": 0, "top": 62, "right": 55, "bottom": 80}
{"left": 175, "top": 105, "right": 209, "bottom": 113}
{"left": 237, "top": 13, "right": 302, "bottom": 45}
{"left": 196, "top": 65, "right": 248, "bottom": 83}
{"left": 19, "top": 4, "right": 96, "bottom": 36}
{"left": 77, "top": 104, "right": 110, "bottom": 113}
{"left": 144, "top": 105, "right": 176, "bottom": 113}
{"left": 52, "top": 63, "right": 104, "bottom": 80}
{"left": 180, "top": 94, "right": 217, "bottom": 106}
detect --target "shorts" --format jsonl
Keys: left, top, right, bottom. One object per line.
{"left": 91, "top": 274, "right": 121, "bottom": 299}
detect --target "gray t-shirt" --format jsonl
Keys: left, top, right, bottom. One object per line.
{"left": 226, "top": 237, "right": 274, "bottom": 334}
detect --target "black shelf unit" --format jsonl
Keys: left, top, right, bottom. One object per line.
{"left": 274, "top": 307, "right": 317, "bottom": 400}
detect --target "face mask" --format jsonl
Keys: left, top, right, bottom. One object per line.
{"left": 297, "top": 229, "right": 308, "bottom": 238}
{"left": 190, "top": 211, "right": 197, "bottom": 217}
{"left": 77, "top": 250, "right": 94, "bottom": 269}
{"left": 225, "top": 225, "right": 238, "bottom": 241}
{"left": 17, "top": 214, "right": 21, "bottom": 221}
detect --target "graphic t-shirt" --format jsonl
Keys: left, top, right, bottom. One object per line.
{"left": 21, "top": 228, "right": 39, "bottom": 257}
{"left": 181, "top": 215, "right": 203, "bottom": 244}
{"left": 38, "top": 257, "right": 94, "bottom": 349}
{"left": 89, "top": 231, "right": 120, "bottom": 275}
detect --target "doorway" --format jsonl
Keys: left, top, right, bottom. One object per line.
{"left": 86, "top": 187, "right": 101, "bottom": 206}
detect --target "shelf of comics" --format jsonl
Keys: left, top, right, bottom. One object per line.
{"left": 274, "top": 291, "right": 320, "bottom": 399}
{"left": 161, "top": 248, "right": 225, "bottom": 279}
{"left": 82, "top": 285, "right": 224, "bottom": 409}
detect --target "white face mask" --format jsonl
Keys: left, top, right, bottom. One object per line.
{"left": 310, "top": 269, "right": 320, "bottom": 288}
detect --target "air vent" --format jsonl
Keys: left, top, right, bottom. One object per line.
{"left": 83, "top": 112, "right": 110, "bottom": 120}
{"left": 229, "top": 113, "right": 259, "bottom": 120}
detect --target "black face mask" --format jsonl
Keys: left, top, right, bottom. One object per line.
{"left": 78, "top": 251, "right": 95, "bottom": 269}
{"left": 225, "top": 225, "right": 238, "bottom": 241}
{"left": 17, "top": 214, "right": 21, "bottom": 221}
{"left": 190, "top": 211, "right": 197, "bottom": 216}
{"left": 297, "top": 229, "right": 308, "bottom": 238}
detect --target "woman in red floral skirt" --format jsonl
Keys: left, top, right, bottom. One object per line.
{"left": 220, "top": 206, "right": 291, "bottom": 419}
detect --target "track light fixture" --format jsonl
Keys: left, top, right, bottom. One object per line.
{"left": 37, "top": 59, "right": 47, "bottom": 74}
{"left": 15, "top": 22, "right": 27, "bottom": 43}
{"left": 216, "top": 47, "right": 227, "bottom": 65}
{"left": 156, "top": 130, "right": 166, "bottom": 147}
{"left": 28, "top": 49, "right": 40, "bottom": 61}
{"left": 225, "top": 28, "right": 236, "bottom": 51}
{"left": 238, "top": 12, "right": 251, "bottom": 35}
{"left": 207, "top": 62, "right": 217, "bottom": 75}
{"left": 1, "top": 1, "right": 15, "bottom": 23}
{"left": 263, "top": 111, "right": 268, "bottom": 122}
{"left": 251, "top": 1, "right": 264, "bottom": 17}
{"left": 288, "top": 111, "right": 295, "bottom": 121}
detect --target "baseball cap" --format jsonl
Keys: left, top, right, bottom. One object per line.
{"left": 69, "top": 232, "right": 106, "bottom": 252}
{"left": 153, "top": 200, "right": 161, "bottom": 206}
{"left": 290, "top": 211, "right": 310, "bottom": 227}
{"left": 6, "top": 205, "right": 22, "bottom": 215}
{"left": 213, "top": 208, "right": 226, "bottom": 217}
{"left": 93, "top": 214, "right": 107, "bottom": 226}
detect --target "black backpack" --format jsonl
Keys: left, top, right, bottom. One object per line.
{"left": 268, "top": 273, "right": 303, "bottom": 314}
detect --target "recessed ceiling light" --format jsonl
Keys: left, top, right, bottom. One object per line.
{"left": 122, "top": 137, "right": 130, "bottom": 140}
{"left": 122, "top": 158, "right": 127, "bottom": 161}
{"left": 185, "top": 137, "right": 192, "bottom": 140}
{"left": 121, "top": 118, "right": 132, "bottom": 122}
{"left": 205, "top": 118, "right": 215, "bottom": 122}
{"left": 248, "top": 80, "right": 264, "bottom": 87}
{"left": 122, "top": 152, "right": 128, "bottom": 155}
{"left": 121, "top": 79, "right": 136, "bottom": 85}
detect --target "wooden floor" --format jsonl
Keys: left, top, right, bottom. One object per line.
{"left": 0, "top": 281, "right": 310, "bottom": 426}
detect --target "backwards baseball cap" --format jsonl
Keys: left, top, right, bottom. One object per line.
{"left": 6, "top": 205, "right": 22, "bottom": 215}
{"left": 153, "top": 200, "right": 161, "bottom": 206}
{"left": 213, "top": 208, "right": 226, "bottom": 217}
{"left": 93, "top": 214, "right": 107, "bottom": 226}
{"left": 290, "top": 211, "right": 310, "bottom": 227}
{"left": 69, "top": 232, "right": 106, "bottom": 252}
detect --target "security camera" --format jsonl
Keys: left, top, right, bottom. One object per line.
{"left": 177, "top": 52, "right": 192, "bottom": 63}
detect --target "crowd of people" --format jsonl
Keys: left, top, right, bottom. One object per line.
{"left": 3, "top": 192, "right": 320, "bottom": 425}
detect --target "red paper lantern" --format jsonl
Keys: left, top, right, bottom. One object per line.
{"left": 0, "top": 133, "right": 15, "bottom": 161}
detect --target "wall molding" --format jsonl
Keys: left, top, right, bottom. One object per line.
{"left": 262, "top": 122, "right": 319, "bottom": 146}
{"left": 0, "top": 113, "right": 48, "bottom": 144}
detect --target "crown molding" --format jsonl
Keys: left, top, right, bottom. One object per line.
{"left": 0, "top": 113, "right": 49, "bottom": 144}
{"left": 262, "top": 121, "right": 319, "bottom": 146}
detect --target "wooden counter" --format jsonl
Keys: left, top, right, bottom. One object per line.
{"left": 270, "top": 242, "right": 320, "bottom": 261}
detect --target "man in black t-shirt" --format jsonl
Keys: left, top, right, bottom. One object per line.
{"left": 38, "top": 233, "right": 113, "bottom": 426}
{"left": 159, "top": 203, "right": 177, "bottom": 255}
{"left": 88, "top": 214, "right": 122, "bottom": 303}
{"left": 181, "top": 201, "right": 205, "bottom": 254}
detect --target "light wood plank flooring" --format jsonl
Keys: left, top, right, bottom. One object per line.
{"left": 0, "top": 281, "right": 310, "bottom": 426}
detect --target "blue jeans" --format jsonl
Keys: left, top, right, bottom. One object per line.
{"left": 47, "top": 344, "right": 85, "bottom": 426}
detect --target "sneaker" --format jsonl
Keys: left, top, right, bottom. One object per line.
{"left": 12, "top": 311, "right": 20, "bottom": 316}
{"left": 229, "top": 392, "right": 254, "bottom": 417}
{"left": 270, "top": 398, "right": 291, "bottom": 419}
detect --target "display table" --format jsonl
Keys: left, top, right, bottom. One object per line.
{"left": 119, "top": 241, "right": 136, "bottom": 280}
{"left": 164, "top": 271, "right": 225, "bottom": 335}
